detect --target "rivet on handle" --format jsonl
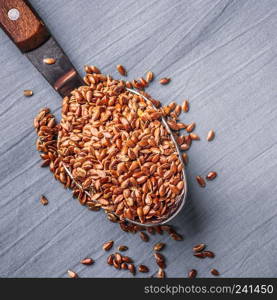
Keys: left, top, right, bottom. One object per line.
{"left": 8, "top": 8, "right": 20, "bottom": 21}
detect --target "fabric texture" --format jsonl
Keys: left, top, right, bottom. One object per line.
{"left": 0, "top": 0, "right": 276, "bottom": 277}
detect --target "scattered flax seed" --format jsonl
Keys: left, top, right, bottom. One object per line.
{"left": 91, "top": 65, "right": 101, "bottom": 74}
{"left": 107, "top": 254, "right": 114, "bottom": 265}
{"left": 154, "top": 253, "right": 165, "bottom": 266}
{"left": 139, "top": 232, "right": 149, "bottom": 242}
{"left": 170, "top": 232, "right": 183, "bottom": 241}
{"left": 168, "top": 101, "right": 176, "bottom": 111}
{"left": 23, "top": 89, "right": 33, "bottom": 97}
{"left": 193, "top": 252, "right": 205, "bottom": 259}
{"left": 40, "top": 195, "right": 48, "bottom": 206}
{"left": 190, "top": 133, "right": 200, "bottom": 140}
{"left": 186, "top": 122, "right": 195, "bottom": 133}
{"left": 203, "top": 250, "right": 215, "bottom": 258}
{"left": 139, "top": 77, "right": 148, "bottom": 87}
{"left": 174, "top": 105, "right": 182, "bottom": 117}
{"left": 211, "top": 268, "right": 220, "bottom": 276}
{"left": 138, "top": 265, "right": 149, "bottom": 273}
{"left": 153, "top": 242, "right": 165, "bottom": 252}
{"left": 107, "top": 213, "right": 118, "bottom": 223}
{"left": 84, "top": 65, "right": 92, "bottom": 73}
{"left": 167, "top": 119, "right": 180, "bottom": 130}
{"left": 157, "top": 268, "right": 166, "bottom": 278}
{"left": 67, "top": 270, "right": 78, "bottom": 278}
{"left": 207, "top": 130, "right": 215, "bottom": 141}
{"left": 115, "top": 252, "right": 122, "bottom": 264}
{"left": 150, "top": 98, "right": 161, "bottom": 108}
{"left": 128, "top": 264, "right": 136, "bottom": 275}
{"left": 117, "top": 64, "right": 127, "bottom": 76}
{"left": 80, "top": 258, "right": 94, "bottom": 265}
{"left": 182, "top": 100, "right": 189, "bottom": 112}
{"left": 196, "top": 176, "right": 206, "bottom": 187}
{"left": 132, "top": 79, "right": 143, "bottom": 89}
{"left": 206, "top": 171, "right": 217, "bottom": 180}
{"left": 146, "top": 71, "right": 154, "bottom": 82}
{"left": 159, "top": 77, "right": 171, "bottom": 85}
{"left": 177, "top": 122, "right": 187, "bottom": 130}
{"left": 84, "top": 65, "right": 101, "bottom": 74}
{"left": 122, "top": 256, "right": 133, "bottom": 263}
{"left": 125, "top": 81, "right": 132, "bottom": 88}
{"left": 177, "top": 135, "right": 185, "bottom": 145}
{"left": 118, "top": 245, "right": 128, "bottom": 252}
{"left": 193, "top": 244, "right": 206, "bottom": 252}
{"left": 43, "top": 58, "right": 56, "bottom": 65}
{"left": 121, "top": 262, "right": 128, "bottom": 269}
{"left": 102, "top": 240, "right": 114, "bottom": 251}
{"left": 113, "top": 259, "right": 120, "bottom": 269}
{"left": 188, "top": 269, "right": 197, "bottom": 278}
{"left": 180, "top": 143, "right": 190, "bottom": 151}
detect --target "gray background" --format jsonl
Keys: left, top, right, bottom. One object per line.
{"left": 0, "top": 0, "right": 277, "bottom": 278}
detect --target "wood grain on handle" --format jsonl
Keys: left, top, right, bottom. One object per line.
{"left": 0, "top": 0, "right": 50, "bottom": 52}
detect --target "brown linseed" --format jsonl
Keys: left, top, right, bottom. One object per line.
{"left": 43, "top": 58, "right": 56, "bottom": 65}
{"left": 40, "top": 195, "right": 48, "bottom": 206}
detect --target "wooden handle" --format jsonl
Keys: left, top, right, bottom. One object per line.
{"left": 0, "top": 0, "right": 50, "bottom": 52}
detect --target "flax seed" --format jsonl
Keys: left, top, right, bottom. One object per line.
{"left": 206, "top": 171, "right": 217, "bottom": 180}
{"left": 193, "top": 252, "right": 205, "bottom": 259}
{"left": 43, "top": 58, "right": 56, "bottom": 65}
{"left": 153, "top": 242, "right": 165, "bottom": 251}
{"left": 67, "top": 270, "right": 78, "bottom": 278}
{"left": 118, "top": 245, "right": 128, "bottom": 252}
{"left": 157, "top": 268, "right": 166, "bottom": 278}
{"left": 180, "top": 143, "right": 190, "bottom": 151}
{"left": 115, "top": 252, "right": 122, "bottom": 264}
{"left": 190, "top": 133, "right": 200, "bottom": 140}
{"left": 146, "top": 71, "right": 154, "bottom": 82}
{"left": 182, "top": 100, "right": 189, "bottom": 112}
{"left": 211, "top": 268, "right": 220, "bottom": 276}
{"left": 121, "top": 262, "right": 128, "bottom": 270}
{"left": 90, "top": 65, "right": 101, "bottom": 74}
{"left": 138, "top": 265, "right": 149, "bottom": 273}
{"left": 80, "top": 258, "right": 94, "bottom": 265}
{"left": 207, "top": 130, "right": 215, "bottom": 141}
{"left": 154, "top": 253, "right": 165, "bottom": 264}
{"left": 107, "top": 254, "right": 114, "bottom": 265}
{"left": 122, "top": 256, "right": 133, "bottom": 263}
{"left": 140, "top": 232, "right": 149, "bottom": 242}
{"left": 128, "top": 264, "right": 136, "bottom": 275}
{"left": 117, "top": 64, "right": 127, "bottom": 76}
{"left": 203, "top": 250, "right": 215, "bottom": 258}
{"left": 170, "top": 232, "right": 183, "bottom": 241}
{"left": 159, "top": 78, "right": 170, "bottom": 85}
{"left": 103, "top": 240, "right": 114, "bottom": 251}
{"left": 196, "top": 176, "right": 206, "bottom": 187}
{"left": 113, "top": 259, "right": 120, "bottom": 269}
{"left": 186, "top": 122, "right": 195, "bottom": 133}
{"left": 188, "top": 269, "right": 197, "bottom": 278}
{"left": 23, "top": 89, "right": 33, "bottom": 97}
{"left": 40, "top": 195, "right": 48, "bottom": 206}
{"left": 193, "top": 244, "right": 206, "bottom": 252}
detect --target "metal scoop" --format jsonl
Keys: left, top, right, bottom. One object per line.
{"left": 61, "top": 88, "right": 187, "bottom": 226}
